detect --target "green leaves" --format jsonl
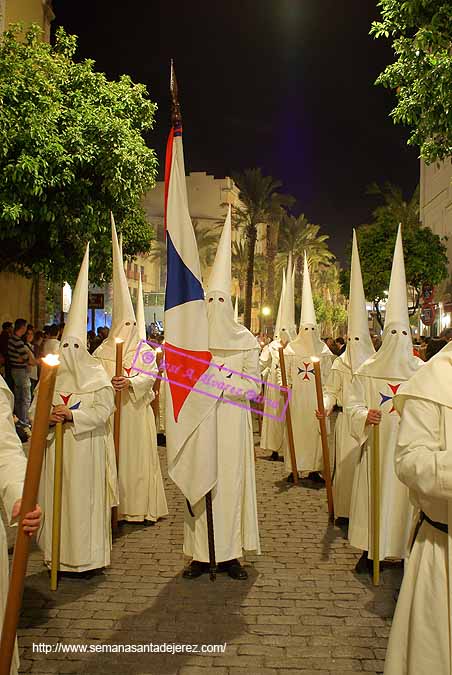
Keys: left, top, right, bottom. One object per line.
{"left": 0, "top": 25, "right": 158, "bottom": 285}
{"left": 371, "top": 0, "right": 452, "bottom": 163}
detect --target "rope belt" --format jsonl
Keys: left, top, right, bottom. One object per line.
{"left": 420, "top": 511, "right": 448, "bottom": 535}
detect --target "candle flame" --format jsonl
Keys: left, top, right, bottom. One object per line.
{"left": 42, "top": 354, "right": 60, "bottom": 367}
{"left": 115, "top": 338, "right": 124, "bottom": 344}
{"left": 311, "top": 356, "right": 320, "bottom": 363}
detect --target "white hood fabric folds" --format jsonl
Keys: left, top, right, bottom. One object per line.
{"left": 289, "top": 253, "right": 331, "bottom": 357}
{"left": 358, "top": 226, "right": 420, "bottom": 380}
{"left": 206, "top": 206, "right": 257, "bottom": 351}
{"left": 343, "top": 230, "right": 375, "bottom": 374}
{"left": 58, "top": 244, "right": 110, "bottom": 394}
{"left": 94, "top": 213, "right": 139, "bottom": 365}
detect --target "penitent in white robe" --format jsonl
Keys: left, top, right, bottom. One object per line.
{"left": 36, "top": 387, "right": 118, "bottom": 572}
{"left": 385, "top": 398, "right": 452, "bottom": 675}
{"left": 0, "top": 377, "right": 26, "bottom": 675}
{"left": 324, "top": 356, "right": 360, "bottom": 519}
{"left": 260, "top": 341, "right": 286, "bottom": 454}
{"left": 347, "top": 375, "right": 415, "bottom": 560}
{"left": 184, "top": 348, "right": 261, "bottom": 563}
{"left": 97, "top": 360, "right": 168, "bottom": 523}
{"left": 284, "top": 350, "right": 333, "bottom": 473}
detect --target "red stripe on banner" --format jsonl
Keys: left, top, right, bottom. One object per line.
{"left": 164, "top": 127, "right": 175, "bottom": 238}
{"left": 164, "top": 342, "right": 212, "bottom": 422}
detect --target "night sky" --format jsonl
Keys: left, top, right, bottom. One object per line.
{"left": 53, "top": 0, "right": 419, "bottom": 263}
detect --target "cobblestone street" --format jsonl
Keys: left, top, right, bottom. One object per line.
{"left": 13, "top": 444, "right": 402, "bottom": 675}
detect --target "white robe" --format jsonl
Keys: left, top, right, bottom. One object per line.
{"left": 324, "top": 357, "right": 360, "bottom": 519}
{"left": 347, "top": 375, "right": 416, "bottom": 559}
{"left": 284, "top": 351, "right": 333, "bottom": 472}
{"left": 385, "top": 398, "right": 452, "bottom": 675}
{"left": 0, "top": 378, "right": 26, "bottom": 675}
{"left": 96, "top": 359, "right": 168, "bottom": 522}
{"left": 184, "top": 348, "right": 261, "bottom": 563}
{"left": 35, "top": 387, "right": 117, "bottom": 572}
{"left": 260, "top": 341, "right": 286, "bottom": 454}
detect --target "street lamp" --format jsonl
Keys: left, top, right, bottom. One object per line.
{"left": 261, "top": 306, "right": 271, "bottom": 317}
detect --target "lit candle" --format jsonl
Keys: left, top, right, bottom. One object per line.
{"left": 0, "top": 354, "right": 59, "bottom": 673}
{"left": 311, "top": 356, "right": 334, "bottom": 521}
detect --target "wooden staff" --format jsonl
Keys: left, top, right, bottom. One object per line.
{"left": 205, "top": 491, "right": 216, "bottom": 581}
{"left": 50, "top": 421, "right": 64, "bottom": 591}
{"left": 112, "top": 338, "right": 124, "bottom": 530}
{"left": 0, "top": 355, "right": 59, "bottom": 675}
{"left": 278, "top": 348, "right": 298, "bottom": 484}
{"left": 312, "top": 357, "right": 334, "bottom": 521}
{"left": 371, "top": 424, "right": 381, "bottom": 586}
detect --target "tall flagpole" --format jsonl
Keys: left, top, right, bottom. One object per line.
{"left": 170, "top": 61, "right": 216, "bottom": 581}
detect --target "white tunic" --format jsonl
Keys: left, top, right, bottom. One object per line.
{"left": 284, "top": 351, "right": 333, "bottom": 472}
{"left": 260, "top": 341, "right": 286, "bottom": 454}
{"left": 97, "top": 359, "right": 168, "bottom": 522}
{"left": 347, "top": 375, "right": 415, "bottom": 559}
{"left": 184, "top": 348, "right": 261, "bottom": 562}
{"left": 0, "top": 378, "right": 26, "bottom": 675}
{"left": 385, "top": 398, "right": 452, "bottom": 675}
{"left": 324, "top": 358, "right": 360, "bottom": 519}
{"left": 36, "top": 387, "right": 117, "bottom": 572}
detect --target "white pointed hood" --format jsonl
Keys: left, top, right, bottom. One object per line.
{"left": 207, "top": 205, "right": 232, "bottom": 296}
{"left": 280, "top": 252, "right": 297, "bottom": 341}
{"left": 343, "top": 230, "right": 375, "bottom": 374}
{"left": 273, "top": 267, "right": 286, "bottom": 340}
{"left": 206, "top": 206, "right": 257, "bottom": 351}
{"left": 58, "top": 243, "right": 110, "bottom": 394}
{"left": 288, "top": 253, "right": 331, "bottom": 357}
{"left": 136, "top": 271, "right": 146, "bottom": 341}
{"left": 358, "top": 226, "right": 421, "bottom": 380}
{"left": 94, "top": 213, "right": 139, "bottom": 366}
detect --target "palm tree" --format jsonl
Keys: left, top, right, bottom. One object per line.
{"left": 231, "top": 239, "right": 248, "bottom": 296}
{"left": 277, "top": 214, "right": 335, "bottom": 304}
{"left": 233, "top": 169, "right": 283, "bottom": 329}
{"left": 192, "top": 218, "right": 222, "bottom": 277}
{"left": 265, "top": 193, "right": 296, "bottom": 318}
{"left": 367, "top": 182, "right": 420, "bottom": 229}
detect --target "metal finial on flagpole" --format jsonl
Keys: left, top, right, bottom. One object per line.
{"left": 170, "top": 59, "right": 182, "bottom": 126}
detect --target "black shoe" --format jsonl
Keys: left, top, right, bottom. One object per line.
{"left": 182, "top": 561, "right": 208, "bottom": 579}
{"left": 218, "top": 559, "right": 248, "bottom": 580}
{"left": 335, "top": 517, "right": 349, "bottom": 528}
{"left": 287, "top": 472, "right": 294, "bottom": 483}
{"left": 308, "top": 471, "right": 325, "bottom": 484}
{"left": 270, "top": 451, "right": 279, "bottom": 461}
{"left": 354, "top": 551, "right": 372, "bottom": 575}
{"left": 144, "top": 520, "right": 155, "bottom": 527}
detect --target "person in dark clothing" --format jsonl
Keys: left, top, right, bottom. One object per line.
{"left": 8, "top": 318, "right": 31, "bottom": 424}
{"left": 425, "top": 337, "right": 447, "bottom": 361}
{"left": 0, "top": 322, "right": 13, "bottom": 381}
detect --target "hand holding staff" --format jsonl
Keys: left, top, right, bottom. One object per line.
{"left": 50, "top": 421, "right": 64, "bottom": 591}
{"left": 312, "top": 357, "right": 334, "bottom": 521}
{"left": 111, "top": 338, "right": 124, "bottom": 529}
{"left": 278, "top": 347, "right": 298, "bottom": 484}
{"left": 0, "top": 355, "right": 59, "bottom": 675}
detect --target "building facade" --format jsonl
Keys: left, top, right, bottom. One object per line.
{"left": 420, "top": 158, "right": 452, "bottom": 334}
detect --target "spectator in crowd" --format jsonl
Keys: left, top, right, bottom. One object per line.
{"left": 0, "top": 321, "right": 13, "bottom": 380}
{"left": 24, "top": 326, "right": 38, "bottom": 394}
{"left": 87, "top": 330, "right": 98, "bottom": 354}
{"left": 32, "top": 331, "right": 44, "bottom": 386}
{"left": 8, "top": 318, "right": 31, "bottom": 425}
{"left": 425, "top": 336, "right": 448, "bottom": 361}
{"left": 371, "top": 334, "right": 382, "bottom": 351}
{"left": 324, "top": 336, "right": 339, "bottom": 355}
{"left": 440, "top": 327, "right": 452, "bottom": 341}
{"left": 335, "top": 336, "right": 346, "bottom": 355}
{"left": 42, "top": 324, "right": 60, "bottom": 357}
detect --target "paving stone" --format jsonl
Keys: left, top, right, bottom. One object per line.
{"left": 7, "top": 445, "right": 401, "bottom": 673}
